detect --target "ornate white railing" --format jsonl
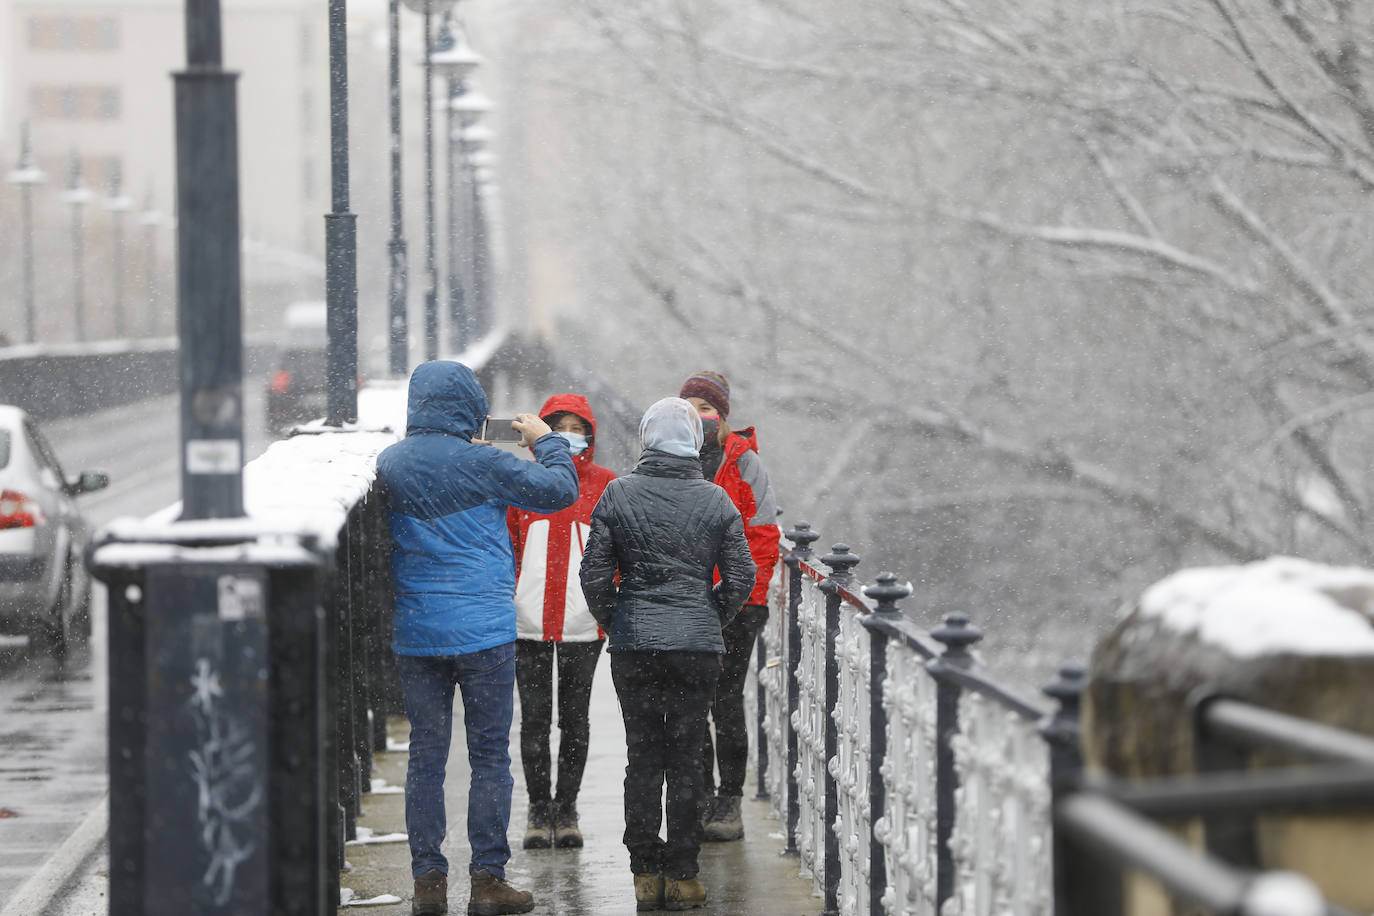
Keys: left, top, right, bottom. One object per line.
{"left": 793, "top": 573, "right": 829, "bottom": 892}
{"left": 760, "top": 567, "right": 790, "bottom": 822}
{"left": 834, "top": 588, "right": 873, "bottom": 915}
{"left": 879, "top": 642, "right": 940, "bottom": 916}
{"left": 943, "top": 692, "right": 1052, "bottom": 916}
{"left": 753, "top": 527, "right": 1067, "bottom": 916}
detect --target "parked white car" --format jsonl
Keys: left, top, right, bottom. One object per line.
{"left": 0, "top": 405, "right": 108, "bottom": 659}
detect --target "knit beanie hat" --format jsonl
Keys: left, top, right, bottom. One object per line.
{"left": 678, "top": 370, "right": 731, "bottom": 419}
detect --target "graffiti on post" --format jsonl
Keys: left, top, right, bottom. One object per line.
{"left": 187, "top": 657, "right": 263, "bottom": 906}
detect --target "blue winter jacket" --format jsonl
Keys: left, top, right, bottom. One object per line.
{"left": 376, "top": 361, "right": 579, "bottom": 656}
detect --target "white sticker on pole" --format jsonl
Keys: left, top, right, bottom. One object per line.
{"left": 217, "top": 575, "right": 264, "bottom": 621}
{"left": 186, "top": 439, "right": 242, "bottom": 473}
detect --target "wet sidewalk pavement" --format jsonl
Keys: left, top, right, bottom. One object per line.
{"left": 340, "top": 653, "right": 819, "bottom": 915}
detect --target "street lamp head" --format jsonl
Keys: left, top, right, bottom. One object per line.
{"left": 428, "top": 25, "right": 482, "bottom": 80}
{"left": 456, "top": 122, "right": 493, "bottom": 153}
{"left": 60, "top": 151, "right": 92, "bottom": 206}
{"left": 7, "top": 121, "right": 46, "bottom": 186}
{"left": 400, "top": 0, "right": 458, "bottom": 12}
{"left": 449, "top": 88, "right": 493, "bottom": 120}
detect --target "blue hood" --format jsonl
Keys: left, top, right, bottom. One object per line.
{"left": 407, "top": 360, "right": 486, "bottom": 439}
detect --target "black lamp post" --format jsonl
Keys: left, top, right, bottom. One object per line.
{"left": 325, "top": 0, "right": 358, "bottom": 426}
{"left": 386, "top": 0, "right": 408, "bottom": 375}
{"left": 6, "top": 122, "right": 45, "bottom": 345}
{"left": 430, "top": 16, "right": 481, "bottom": 354}
{"left": 174, "top": 0, "right": 245, "bottom": 520}
{"left": 104, "top": 164, "right": 133, "bottom": 338}
{"left": 59, "top": 150, "right": 93, "bottom": 343}
{"left": 453, "top": 115, "right": 492, "bottom": 343}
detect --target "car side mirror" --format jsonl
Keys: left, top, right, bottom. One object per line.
{"left": 69, "top": 470, "right": 110, "bottom": 496}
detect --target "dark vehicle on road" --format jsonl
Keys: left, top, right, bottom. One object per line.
{"left": 0, "top": 405, "right": 109, "bottom": 658}
{"left": 267, "top": 345, "right": 330, "bottom": 433}
{"left": 266, "top": 300, "right": 330, "bottom": 434}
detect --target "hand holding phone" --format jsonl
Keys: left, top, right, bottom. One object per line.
{"left": 480, "top": 417, "right": 523, "bottom": 443}
{"left": 509, "top": 413, "right": 552, "bottom": 448}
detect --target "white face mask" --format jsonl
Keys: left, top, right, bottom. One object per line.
{"left": 558, "top": 431, "right": 589, "bottom": 455}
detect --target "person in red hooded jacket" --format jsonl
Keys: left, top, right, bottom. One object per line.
{"left": 679, "top": 370, "right": 781, "bottom": 843}
{"left": 507, "top": 393, "right": 617, "bottom": 851}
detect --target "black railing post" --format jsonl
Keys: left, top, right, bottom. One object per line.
{"left": 782, "top": 521, "right": 818, "bottom": 857}
{"left": 929, "top": 612, "right": 982, "bottom": 911}
{"left": 754, "top": 626, "right": 770, "bottom": 800}
{"left": 1191, "top": 692, "right": 1260, "bottom": 870}
{"left": 818, "top": 544, "right": 859, "bottom": 916}
{"left": 1041, "top": 665, "right": 1118, "bottom": 916}
{"left": 861, "top": 572, "right": 911, "bottom": 916}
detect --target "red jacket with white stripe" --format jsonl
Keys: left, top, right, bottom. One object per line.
{"left": 507, "top": 394, "right": 617, "bottom": 642}
{"left": 713, "top": 427, "right": 781, "bottom": 606}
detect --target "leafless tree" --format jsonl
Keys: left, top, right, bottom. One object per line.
{"left": 482, "top": 0, "right": 1374, "bottom": 679}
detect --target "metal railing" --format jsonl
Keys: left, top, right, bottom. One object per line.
{"left": 753, "top": 521, "right": 1369, "bottom": 916}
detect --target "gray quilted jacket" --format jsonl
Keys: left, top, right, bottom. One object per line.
{"left": 580, "top": 450, "right": 756, "bottom": 653}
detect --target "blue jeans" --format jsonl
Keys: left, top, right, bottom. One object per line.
{"left": 396, "top": 643, "right": 516, "bottom": 879}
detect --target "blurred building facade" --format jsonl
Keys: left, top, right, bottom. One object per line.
{"left": 0, "top": 0, "right": 330, "bottom": 340}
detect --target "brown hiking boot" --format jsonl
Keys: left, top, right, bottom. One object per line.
{"left": 467, "top": 869, "right": 535, "bottom": 916}
{"left": 412, "top": 869, "right": 448, "bottom": 915}
{"left": 702, "top": 794, "right": 744, "bottom": 842}
{"left": 663, "top": 876, "right": 707, "bottom": 911}
{"left": 553, "top": 802, "right": 583, "bottom": 848}
{"left": 634, "top": 873, "right": 665, "bottom": 911}
{"left": 522, "top": 801, "right": 553, "bottom": 850}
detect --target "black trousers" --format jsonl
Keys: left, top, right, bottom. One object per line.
{"left": 514, "top": 638, "right": 604, "bottom": 807}
{"left": 610, "top": 650, "right": 720, "bottom": 879}
{"left": 702, "top": 603, "right": 769, "bottom": 797}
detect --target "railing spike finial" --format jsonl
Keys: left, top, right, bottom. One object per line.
{"left": 1039, "top": 664, "right": 1086, "bottom": 760}
{"left": 931, "top": 612, "right": 982, "bottom": 667}
{"left": 786, "top": 520, "right": 820, "bottom": 559}
{"left": 863, "top": 571, "right": 911, "bottom": 618}
{"left": 821, "top": 543, "right": 860, "bottom": 586}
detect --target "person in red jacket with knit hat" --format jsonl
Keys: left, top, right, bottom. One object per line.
{"left": 507, "top": 394, "right": 617, "bottom": 850}
{"left": 678, "top": 370, "right": 782, "bottom": 842}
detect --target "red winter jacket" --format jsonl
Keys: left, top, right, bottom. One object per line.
{"left": 507, "top": 394, "right": 617, "bottom": 641}
{"left": 712, "top": 428, "right": 781, "bottom": 606}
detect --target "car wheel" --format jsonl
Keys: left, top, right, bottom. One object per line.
{"left": 32, "top": 557, "right": 74, "bottom": 663}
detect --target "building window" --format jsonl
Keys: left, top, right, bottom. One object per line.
{"left": 28, "top": 16, "right": 119, "bottom": 51}
{"left": 31, "top": 85, "right": 122, "bottom": 120}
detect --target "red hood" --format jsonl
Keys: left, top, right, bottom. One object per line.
{"left": 540, "top": 393, "right": 598, "bottom": 466}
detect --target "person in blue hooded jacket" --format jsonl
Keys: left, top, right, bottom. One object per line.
{"left": 376, "top": 360, "right": 578, "bottom": 916}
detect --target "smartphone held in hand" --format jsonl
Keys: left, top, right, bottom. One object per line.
{"left": 481, "top": 417, "right": 523, "bottom": 442}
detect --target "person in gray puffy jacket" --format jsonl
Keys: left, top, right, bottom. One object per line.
{"left": 580, "top": 397, "right": 755, "bottom": 912}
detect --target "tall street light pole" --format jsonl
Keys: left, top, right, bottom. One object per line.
{"left": 386, "top": 0, "right": 408, "bottom": 376}
{"left": 59, "top": 151, "right": 93, "bottom": 343}
{"left": 421, "top": 1, "right": 438, "bottom": 361}
{"left": 6, "top": 122, "right": 45, "bottom": 345}
{"left": 403, "top": 0, "right": 457, "bottom": 363}
{"left": 452, "top": 100, "right": 490, "bottom": 344}
{"left": 104, "top": 164, "right": 133, "bottom": 338}
{"left": 174, "top": 0, "right": 245, "bottom": 520}
{"left": 325, "top": 0, "right": 358, "bottom": 426}
{"left": 428, "top": 15, "right": 481, "bottom": 355}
